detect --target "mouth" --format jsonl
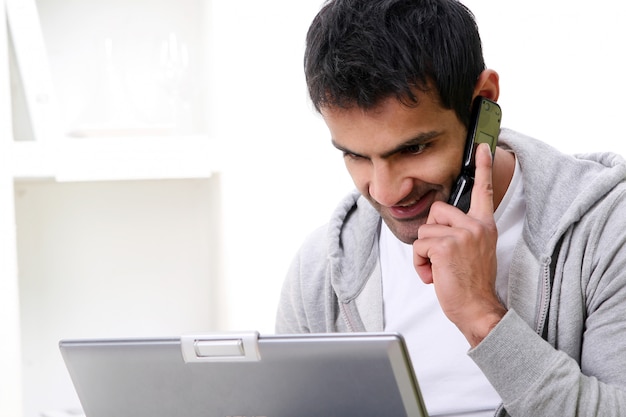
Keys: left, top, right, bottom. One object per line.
{"left": 387, "top": 190, "right": 436, "bottom": 220}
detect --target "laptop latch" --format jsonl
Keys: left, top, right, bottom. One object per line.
{"left": 181, "top": 332, "right": 260, "bottom": 363}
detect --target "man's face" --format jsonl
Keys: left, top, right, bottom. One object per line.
{"left": 322, "top": 92, "right": 467, "bottom": 244}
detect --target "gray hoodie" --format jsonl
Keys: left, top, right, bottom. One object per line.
{"left": 276, "top": 129, "right": 626, "bottom": 416}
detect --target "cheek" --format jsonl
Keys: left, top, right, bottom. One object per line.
{"left": 422, "top": 144, "right": 466, "bottom": 187}
{"left": 402, "top": 156, "right": 459, "bottom": 188}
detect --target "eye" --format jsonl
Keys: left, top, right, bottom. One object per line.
{"left": 401, "top": 143, "right": 428, "bottom": 155}
{"left": 343, "top": 151, "right": 364, "bottom": 161}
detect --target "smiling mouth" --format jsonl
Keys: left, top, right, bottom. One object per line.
{"left": 388, "top": 190, "right": 435, "bottom": 220}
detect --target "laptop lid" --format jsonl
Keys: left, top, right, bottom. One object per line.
{"left": 59, "top": 332, "right": 428, "bottom": 417}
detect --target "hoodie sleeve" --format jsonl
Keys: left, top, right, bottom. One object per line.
{"left": 470, "top": 310, "right": 626, "bottom": 416}
{"left": 469, "top": 184, "right": 626, "bottom": 417}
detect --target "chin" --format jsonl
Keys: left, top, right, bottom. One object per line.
{"left": 382, "top": 218, "right": 424, "bottom": 245}
{"left": 396, "top": 233, "right": 419, "bottom": 245}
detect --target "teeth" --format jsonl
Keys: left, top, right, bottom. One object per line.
{"left": 398, "top": 200, "right": 418, "bottom": 207}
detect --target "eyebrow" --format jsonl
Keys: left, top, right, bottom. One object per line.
{"left": 332, "top": 130, "right": 441, "bottom": 159}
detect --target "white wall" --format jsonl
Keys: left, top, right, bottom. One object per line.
{"left": 212, "top": 0, "right": 626, "bottom": 333}
{"left": 209, "top": 0, "right": 354, "bottom": 332}
{"left": 464, "top": 0, "right": 626, "bottom": 154}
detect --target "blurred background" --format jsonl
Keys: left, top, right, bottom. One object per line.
{"left": 1, "top": 0, "right": 624, "bottom": 415}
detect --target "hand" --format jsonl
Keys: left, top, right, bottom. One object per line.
{"left": 413, "top": 143, "right": 507, "bottom": 347}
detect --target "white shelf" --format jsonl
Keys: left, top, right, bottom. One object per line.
{"left": 8, "top": 0, "right": 214, "bottom": 183}
{"left": 12, "top": 134, "right": 215, "bottom": 182}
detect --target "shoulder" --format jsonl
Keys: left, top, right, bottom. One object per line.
{"left": 276, "top": 190, "right": 379, "bottom": 333}
{"left": 499, "top": 128, "right": 626, "bottom": 252}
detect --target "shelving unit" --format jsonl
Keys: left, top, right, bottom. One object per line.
{"left": 8, "top": 0, "right": 215, "bottom": 182}
{"left": 1, "top": 0, "right": 222, "bottom": 416}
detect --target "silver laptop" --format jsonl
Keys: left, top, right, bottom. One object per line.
{"left": 59, "top": 332, "right": 428, "bottom": 417}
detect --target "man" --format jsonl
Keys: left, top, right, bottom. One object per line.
{"left": 276, "top": 0, "right": 626, "bottom": 416}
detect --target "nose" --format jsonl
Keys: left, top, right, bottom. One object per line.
{"left": 368, "top": 161, "right": 412, "bottom": 207}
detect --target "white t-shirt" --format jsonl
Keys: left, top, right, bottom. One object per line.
{"left": 381, "top": 157, "right": 525, "bottom": 417}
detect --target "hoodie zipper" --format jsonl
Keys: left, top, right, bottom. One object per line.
{"left": 339, "top": 301, "right": 357, "bottom": 332}
{"left": 536, "top": 259, "right": 553, "bottom": 338}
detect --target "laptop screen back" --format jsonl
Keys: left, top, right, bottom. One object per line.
{"left": 59, "top": 332, "right": 428, "bottom": 417}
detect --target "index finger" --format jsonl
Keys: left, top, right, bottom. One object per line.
{"left": 468, "top": 142, "right": 495, "bottom": 219}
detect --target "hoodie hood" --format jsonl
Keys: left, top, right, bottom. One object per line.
{"left": 327, "top": 190, "right": 381, "bottom": 302}
{"left": 499, "top": 128, "right": 626, "bottom": 258}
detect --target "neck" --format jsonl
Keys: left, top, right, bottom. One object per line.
{"left": 492, "top": 147, "right": 516, "bottom": 210}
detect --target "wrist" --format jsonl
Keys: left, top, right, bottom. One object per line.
{"left": 463, "top": 306, "right": 507, "bottom": 348}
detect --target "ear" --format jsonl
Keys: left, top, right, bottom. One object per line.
{"left": 473, "top": 69, "right": 500, "bottom": 101}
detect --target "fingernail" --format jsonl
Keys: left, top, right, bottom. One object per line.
{"left": 482, "top": 142, "right": 492, "bottom": 160}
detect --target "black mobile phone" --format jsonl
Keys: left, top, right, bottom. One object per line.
{"left": 447, "top": 96, "right": 501, "bottom": 213}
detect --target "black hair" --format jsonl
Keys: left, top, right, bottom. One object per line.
{"left": 304, "top": 0, "right": 485, "bottom": 126}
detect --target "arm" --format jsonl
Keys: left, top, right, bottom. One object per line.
{"left": 485, "top": 189, "right": 626, "bottom": 416}
{"left": 471, "top": 308, "right": 626, "bottom": 416}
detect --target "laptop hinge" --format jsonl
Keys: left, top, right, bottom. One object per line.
{"left": 181, "top": 332, "right": 261, "bottom": 363}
